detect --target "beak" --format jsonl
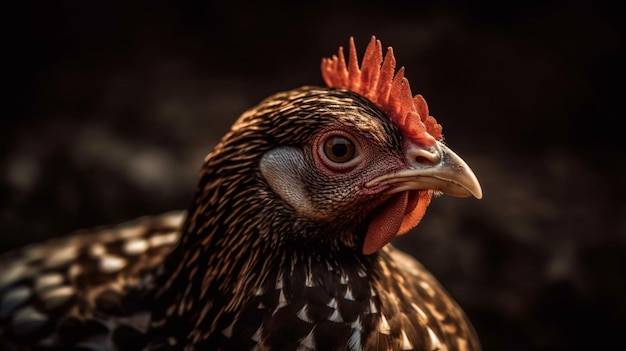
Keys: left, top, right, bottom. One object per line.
{"left": 366, "top": 141, "right": 482, "bottom": 199}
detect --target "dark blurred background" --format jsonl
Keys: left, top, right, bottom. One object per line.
{"left": 1, "top": 0, "right": 624, "bottom": 350}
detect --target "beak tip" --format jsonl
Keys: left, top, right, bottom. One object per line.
{"left": 471, "top": 182, "right": 483, "bottom": 200}
{"left": 467, "top": 176, "right": 483, "bottom": 200}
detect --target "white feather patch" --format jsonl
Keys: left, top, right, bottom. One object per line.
{"left": 98, "top": 255, "right": 126, "bottom": 273}
{"left": 344, "top": 286, "right": 355, "bottom": 301}
{"left": 401, "top": 330, "right": 413, "bottom": 350}
{"left": 276, "top": 289, "right": 287, "bottom": 310}
{"left": 123, "top": 239, "right": 149, "bottom": 255}
{"left": 369, "top": 299, "right": 378, "bottom": 314}
{"left": 326, "top": 298, "right": 338, "bottom": 309}
{"left": 149, "top": 232, "right": 179, "bottom": 248}
{"left": 222, "top": 320, "right": 235, "bottom": 338}
{"left": 328, "top": 309, "right": 343, "bottom": 323}
{"left": 297, "top": 305, "right": 313, "bottom": 323}
{"left": 379, "top": 314, "right": 391, "bottom": 335}
{"left": 305, "top": 273, "right": 315, "bottom": 287}
{"left": 347, "top": 317, "right": 363, "bottom": 351}
{"left": 251, "top": 326, "right": 263, "bottom": 342}
{"left": 427, "top": 327, "right": 444, "bottom": 350}
{"left": 411, "top": 302, "right": 429, "bottom": 322}
{"left": 299, "top": 328, "right": 316, "bottom": 350}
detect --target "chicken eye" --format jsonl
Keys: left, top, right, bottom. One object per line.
{"left": 323, "top": 135, "right": 356, "bottom": 163}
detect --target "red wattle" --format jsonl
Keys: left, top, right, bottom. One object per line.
{"left": 362, "top": 190, "right": 433, "bottom": 255}
{"left": 363, "top": 192, "right": 408, "bottom": 255}
{"left": 397, "top": 190, "right": 432, "bottom": 236}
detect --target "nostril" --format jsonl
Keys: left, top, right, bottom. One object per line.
{"left": 415, "top": 155, "right": 435, "bottom": 165}
{"left": 408, "top": 143, "right": 441, "bottom": 167}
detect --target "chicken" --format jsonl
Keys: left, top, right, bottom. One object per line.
{"left": 0, "top": 36, "right": 482, "bottom": 350}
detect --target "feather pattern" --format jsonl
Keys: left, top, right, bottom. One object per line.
{"left": 0, "top": 38, "right": 481, "bottom": 351}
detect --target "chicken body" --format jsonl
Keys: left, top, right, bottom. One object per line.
{"left": 0, "top": 40, "right": 482, "bottom": 351}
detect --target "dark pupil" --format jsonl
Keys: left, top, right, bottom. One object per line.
{"left": 324, "top": 136, "right": 354, "bottom": 163}
{"left": 332, "top": 140, "right": 348, "bottom": 157}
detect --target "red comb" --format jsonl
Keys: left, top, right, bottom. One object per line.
{"left": 321, "top": 36, "right": 442, "bottom": 143}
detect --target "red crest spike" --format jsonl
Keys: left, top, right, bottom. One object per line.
{"left": 321, "top": 36, "right": 443, "bottom": 143}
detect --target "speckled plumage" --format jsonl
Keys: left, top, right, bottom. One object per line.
{"left": 1, "top": 41, "right": 481, "bottom": 351}
{"left": 0, "top": 211, "right": 182, "bottom": 350}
